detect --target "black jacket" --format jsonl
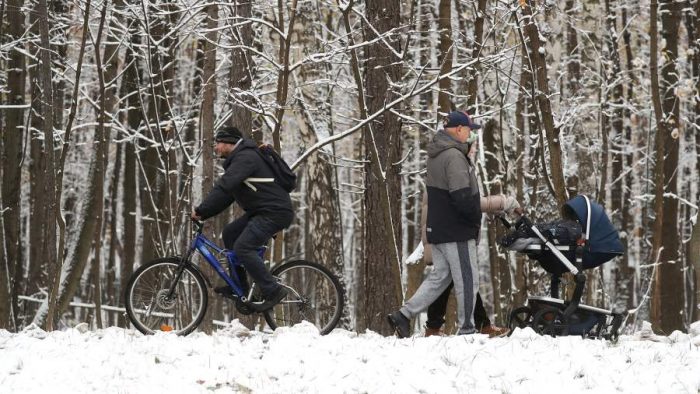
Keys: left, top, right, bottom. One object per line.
{"left": 425, "top": 131, "right": 482, "bottom": 244}
{"left": 195, "top": 138, "right": 294, "bottom": 220}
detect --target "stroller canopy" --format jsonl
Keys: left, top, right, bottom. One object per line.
{"left": 563, "top": 195, "right": 624, "bottom": 268}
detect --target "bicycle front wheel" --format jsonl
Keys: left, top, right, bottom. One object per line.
{"left": 125, "top": 257, "right": 208, "bottom": 336}
{"left": 263, "top": 260, "right": 344, "bottom": 335}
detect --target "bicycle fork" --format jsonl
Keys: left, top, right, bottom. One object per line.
{"left": 165, "top": 248, "right": 196, "bottom": 300}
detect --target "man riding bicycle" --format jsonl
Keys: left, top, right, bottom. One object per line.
{"left": 191, "top": 126, "right": 294, "bottom": 312}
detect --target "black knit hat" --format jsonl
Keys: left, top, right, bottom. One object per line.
{"left": 214, "top": 126, "right": 243, "bottom": 144}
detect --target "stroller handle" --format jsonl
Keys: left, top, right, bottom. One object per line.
{"left": 496, "top": 209, "right": 525, "bottom": 229}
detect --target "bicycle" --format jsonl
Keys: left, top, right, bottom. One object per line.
{"left": 124, "top": 218, "right": 344, "bottom": 336}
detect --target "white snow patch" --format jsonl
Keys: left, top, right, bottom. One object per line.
{"left": 74, "top": 322, "right": 90, "bottom": 334}
{"left": 0, "top": 324, "right": 699, "bottom": 393}
{"left": 404, "top": 241, "right": 425, "bottom": 265}
{"left": 215, "top": 319, "right": 251, "bottom": 339}
{"left": 690, "top": 320, "right": 700, "bottom": 338}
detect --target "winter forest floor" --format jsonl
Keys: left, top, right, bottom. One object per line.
{"left": 1, "top": 322, "right": 699, "bottom": 394}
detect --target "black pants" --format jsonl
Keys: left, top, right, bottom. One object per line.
{"left": 426, "top": 281, "right": 491, "bottom": 330}
{"left": 222, "top": 212, "right": 293, "bottom": 296}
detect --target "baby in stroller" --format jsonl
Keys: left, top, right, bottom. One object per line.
{"left": 500, "top": 195, "right": 625, "bottom": 339}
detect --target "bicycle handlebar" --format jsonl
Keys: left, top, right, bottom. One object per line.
{"left": 191, "top": 218, "right": 204, "bottom": 233}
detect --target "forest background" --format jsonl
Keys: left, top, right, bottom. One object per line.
{"left": 0, "top": 0, "right": 698, "bottom": 336}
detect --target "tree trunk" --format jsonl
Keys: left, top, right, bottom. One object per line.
{"left": 360, "top": 0, "right": 404, "bottom": 335}
{"left": 26, "top": 2, "right": 48, "bottom": 318}
{"left": 140, "top": 0, "right": 176, "bottom": 263}
{"left": 33, "top": 0, "right": 110, "bottom": 327}
{"left": 520, "top": 0, "right": 568, "bottom": 206}
{"left": 655, "top": 0, "right": 684, "bottom": 333}
{"left": 292, "top": 2, "right": 350, "bottom": 328}
{"left": 51, "top": 0, "right": 67, "bottom": 133}
{"left": 564, "top": 0, "right": 581, "bottom": 94}
{"left": 513, "top": 44, "right": 529, "bottom": 309}
{"left": 466, "top": 0, "right": 487, "bottom": 110}
{"left": 228, "top": 0, "right": 254, "bottom": 138}
{"left": 199, "top": 0, "right": 218, "bottom": 334}
{"left": 118, "top": 32, "right": 141, "bottom": 327}
{"left": 482, "top": 119, "right": 505, "bottom": 324}
{"left": 436, "top": 0, "right": 452, "bottom": 115}
{"left": 690, "top": 218, "right": 700, "bottom": 321}
{"left": 0, "top": 0, "right": 26, "bottom": 330}
{"left": 606, "top": 0, "right": 624, "bottom": 219}
{"left": 620, "top": 5, "right": 637, "bottom": 313}
{"left": 105, "top": 140, "right": 122, "bottom": 326}
{"left": 36, "top": 0, "right": 58, "bottom": 331}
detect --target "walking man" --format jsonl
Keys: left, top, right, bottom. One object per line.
{"left": 388, "top": 111, "right": 483, "bottom": 337}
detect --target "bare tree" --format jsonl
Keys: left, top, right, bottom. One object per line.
{"left": 519, "top": 0, "right": 568, "bottom": 206}
{"left": 359, "top": 0, "right": 404, "bottom": 335}
{"left": 199, "top": 0, "right": 218, "bottom": 334}
{"left": 292, "top": 2, "right": 349, "bottom": 327}
{"left": 118, "top": 28, "right": 142, "bottom": 327}
{"left": 653, "top": 0, "right": 684, "bottom": 333}
{"left": 0, "top": 0, "right": 26, "bottom": 330}
{"left": 436, "top": 0, "right": 452, "bottom": 114}
{"left": 36, "top": 0, "right": 58, "bottom": 331}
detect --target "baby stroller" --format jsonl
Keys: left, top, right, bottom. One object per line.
{"left": 500, "top": 195, "right": 625, "bottom": 339}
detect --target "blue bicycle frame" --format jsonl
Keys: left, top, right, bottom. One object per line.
{"left": 177, "top": 220, "right": 266, "bottom": 299}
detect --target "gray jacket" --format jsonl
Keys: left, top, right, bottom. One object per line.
{"left": 425, "top": 131, "right": 482, "bottom": 244}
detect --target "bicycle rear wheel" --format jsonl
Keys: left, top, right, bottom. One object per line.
{"left": 263, "top": 260, "right": 344, "bottom": 335}
{"left": 125, "top": 257, "right": 208, "bottom": 336}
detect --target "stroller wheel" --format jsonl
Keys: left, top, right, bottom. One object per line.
{"left": 507, "top": 306, "right": 533, "bottom": 336}
{"left": 532, "top": 306, "right": 570, "bottom": 337}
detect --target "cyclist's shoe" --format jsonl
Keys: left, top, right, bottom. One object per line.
{"left": 249, "top": 286, "right": 287, "bottom": 312}
{"left": 214, "top": 286, "right": 236, "bottom": 298}
{"left": 387, "top": 311, "right": 411, "bottom": 339}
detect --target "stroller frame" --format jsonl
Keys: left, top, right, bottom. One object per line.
{"left": 507, "top": 196, "right": 623, "bottom": 339}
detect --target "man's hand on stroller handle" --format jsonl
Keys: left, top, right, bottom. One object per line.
{"left": 502, "top": 196, "right": 521, "bottom": 217}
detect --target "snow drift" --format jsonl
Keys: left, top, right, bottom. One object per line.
{"left": 1, "top": 321, "right": 699, "bottom": 393}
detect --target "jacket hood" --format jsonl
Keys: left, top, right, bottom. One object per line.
{"left": 223, "top": 137, "right": 258, "bottom": 168}
{"left": 427, "top": 130, "right": 469, "bottom": 158}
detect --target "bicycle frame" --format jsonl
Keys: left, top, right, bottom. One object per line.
{"left": 168, "top": 221, "right": 266, "bottom": 300}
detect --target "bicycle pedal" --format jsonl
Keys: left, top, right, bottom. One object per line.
{"left": 214, "top": 286, "right": 238, "bottom": 300}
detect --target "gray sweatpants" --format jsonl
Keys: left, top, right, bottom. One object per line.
{"left": 400, "top": 240, "right": 479, "bottom": 335}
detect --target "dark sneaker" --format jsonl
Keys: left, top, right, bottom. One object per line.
{"left": 387, "top": 311, "right": 411, "bottom": 338}
{"left": 214, "top": 286, "right": 236, "bottom": 300}
{"left": 249, "top": 286, "right": 288, "bottom": 312}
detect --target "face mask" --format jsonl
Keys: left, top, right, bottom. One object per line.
{"left": 466, "top": 132, "right": 478, "bottom": 144}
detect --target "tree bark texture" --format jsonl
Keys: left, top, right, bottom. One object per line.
{"left": 199, "top": 0, "right": 218, "bottom": 334}
{"left": 26, "top": 2, "right": 47, "bottom": 317}
{"left": 292, "top": 2, "right": 350, "bottom": 328}
{"left": 436, "top": 0, "right": 452, "bottom": 115}
{"left": 655, "top": 0, "right": 684, "bottom": 334}
{"left": 466, "top": 0, "right": 487, "bottom": 110}
{"left": 118, "top": 33, "right": 141, "bottom": 326}
{"left": 0, "top": 0, "right": 26, "bottom": 330}
{"left": 361, "top": 0, "right": 404, "bottom": 335}
{"left": 228, "top": 0, "right": 255, "bottom": 138}
{"left": 520, "top": 0, "right": 568, "bottom": 206}
{"left": 36, "top": 0, "right": 58, "bottom": 331}
{"left": 140, "top": 0, "right": 176, "bottom": 263}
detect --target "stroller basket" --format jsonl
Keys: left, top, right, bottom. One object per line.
{"left": 502, "top": 195, "right": 624, "bottom": 339}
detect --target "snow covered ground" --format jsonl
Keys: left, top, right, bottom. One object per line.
{"left": 1, "top": 321, "right": 699, "bottom": 394}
